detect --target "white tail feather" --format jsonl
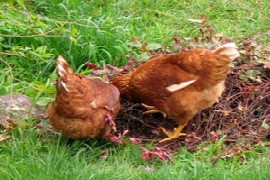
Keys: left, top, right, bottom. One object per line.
{"left": 60, "top": 81, "right": 70, "bottom": 92}
{"left": 214, "top": 43, "right": 240, "bottom": 60}
{"left": 56, "top": 56, "right": 71, "bottom": 92}
{"left": 57, "top": 64, "right": 67, "bottom": 77}
{"left": 57, "top": 55, "right": 66, "bottom": 63}
{"left": 216, "top": 43, "right": 237, "bottom": 49}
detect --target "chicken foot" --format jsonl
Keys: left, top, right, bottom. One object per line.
{"left": 159, "top": 124, "right": 187, "bottom": 143}
{"left": 141, "top": 103, "right": 167, "bottom": 118}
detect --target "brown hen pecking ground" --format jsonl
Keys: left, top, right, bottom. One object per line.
{"left": 110, "top": 26, "right": 270, "bottom": 153}
{"left": 114, "top": 63, "right": 270, "bottom": 152}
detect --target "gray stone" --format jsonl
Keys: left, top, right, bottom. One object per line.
{"left": 0, "top": 93, "right": 46, "bottom": 127}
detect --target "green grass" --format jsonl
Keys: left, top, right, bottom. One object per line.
{"left": 1, "top": 126, "right": 270, "bottom": 179}
{"left": 0, "top": 0, "right": 270, "bottom": 179}
{"left": 1, "top": 0, "right": 269, "bottom": 94}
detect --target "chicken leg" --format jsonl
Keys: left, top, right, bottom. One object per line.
{"left": 141, "top": 103, "right": 167, "bottom": 118}
{"left": 159, "top": 124, "right": 187, "bottom": 143}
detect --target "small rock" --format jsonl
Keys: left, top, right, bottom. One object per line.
{"left": 0, "top": 93, "right": 46, "bottom": 127}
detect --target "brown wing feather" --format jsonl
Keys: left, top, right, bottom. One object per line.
{"left": 129, "top": 59, "right": 198, "bottom": 104}
{"left": 90, "top": 79, "right": 120, "bottom": 111}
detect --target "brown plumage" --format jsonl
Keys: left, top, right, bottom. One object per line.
{"left": 47, "top": 56, "right": 120, "bottom": 139}
{"left": 112, "top": 43, "right": 239, "bottom": 142}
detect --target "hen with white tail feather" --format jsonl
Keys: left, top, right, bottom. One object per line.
{"left": 47, "top": 56, "right": 120, "bottom": 139}
{"left": 112, "top": 43, "right": 239, "bottom": 142}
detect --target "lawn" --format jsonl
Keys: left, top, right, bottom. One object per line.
{"left": 1, "top": 129, "right": 270, "bottom": 179}
{"left": 0, "top": 0, "right": 270, "bottom": 179}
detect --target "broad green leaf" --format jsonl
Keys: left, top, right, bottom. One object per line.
{"left": 137, "top": 53, "right": 150, "bottom": 61}
{"left": 36, "top": 97, "right": 54, "bottom": 107}
{"left": 262, "top": 122, "right": 269, "bottom": 129}
{"left": 147, "top": 43, "right": 162, "bottom": 50}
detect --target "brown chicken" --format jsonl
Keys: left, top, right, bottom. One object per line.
{"left": 47, "top": 56, "right": 120, "bottom": 139}
{"left": 112, "top": 43, "right": 239, "bottom": 142}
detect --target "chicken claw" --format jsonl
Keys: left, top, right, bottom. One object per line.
{"left": 141, "top": 103, "right": 167, "bottom": 118}
{"left": 159, "top": 124, "right": 187, "bottom": 143}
